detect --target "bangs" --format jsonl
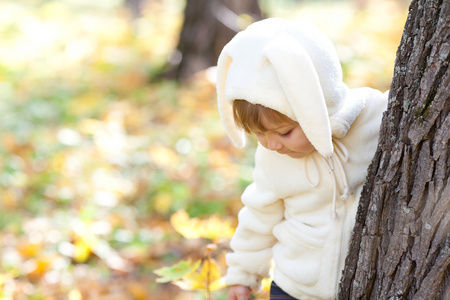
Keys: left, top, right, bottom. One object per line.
{"left": 232, "top": 100, "right": 293, "bottom": 134}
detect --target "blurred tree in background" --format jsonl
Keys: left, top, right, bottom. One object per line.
{"left": 0, "top": 0, "right": 409, "bottom": 299}
{"left": 125, "top": 0, "right": 146, "bottom": 18}
{"left": 165, "top": 0, "right": 262, "bottom": 80}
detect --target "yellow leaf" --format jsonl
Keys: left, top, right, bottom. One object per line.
{"left": 18, "top": 241, "right": 42, "bottom": 259}
{"left": 261, "top": 278, "right": 272, "bottom": 292}
{"left": 71, "top": 221, "right": 100, "bottom": 263}
{"left": 189, "top": 259, "right": 221, "bottom": 290}
{"left": 25, "top": 257, "right": 52, "bottom": 282}
{"left": 149, "top": 145, "right": 179, "bottom": 168}
{"left": 170, "top": 210, "right": 234, "bottom": 241}
{"left": 173, "top": 259, "right": 226, "bottom": 292}
{"left": 154, "top": 193, "right": 172, "bottom": 215}
{"left": 0, "top": 273, "right": 8, "bottom": 286}
{"left": 68, "top": 289, "right": 82, "bottom": 300}
{"left": 73, "top": 239, "right": 91, "bottom": 263}
{"left": 209, "top": 276, "right": 227, "bottom": 291}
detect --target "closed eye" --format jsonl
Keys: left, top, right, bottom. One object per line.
{"left": 280, "top": 130, "right": 292, "bottom": 137}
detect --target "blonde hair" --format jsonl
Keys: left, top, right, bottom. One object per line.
{"left": 232, "top": 100, "right": 295, "bottom": 134}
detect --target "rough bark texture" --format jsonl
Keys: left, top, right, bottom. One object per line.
{"left": 165, "top": 0, "right": 262, "bottom": 80}
{"left": 338, "top": 0, "right": 449, "bottom": 299}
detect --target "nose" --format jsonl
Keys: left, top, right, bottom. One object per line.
{"left": 266, "top": 136, "right": 282, "bottom": 151}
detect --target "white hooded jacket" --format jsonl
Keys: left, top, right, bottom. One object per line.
{"left": 216, "top": 19, "right": 388, "bottom": 299}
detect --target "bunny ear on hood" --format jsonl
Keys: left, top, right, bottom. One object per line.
{"left": 263, "top": 33, "right": 333, "bottom": 158}
{"left": 216, "top": 54, "right": 246, "bottom": 148}
{"left": 216, "top": 18, "right": 366, "bottom": 159}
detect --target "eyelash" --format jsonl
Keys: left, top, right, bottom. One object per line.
{"left": 280, "top": 130, "right": 292, "bottom": 137}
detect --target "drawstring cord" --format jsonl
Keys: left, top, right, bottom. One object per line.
{"left": 328, "top": 139, "right": 351, "bottom": 293}
{"left": 304, "top": 139, "right": 351, "bottom": 220}
{"left": 303, "top": 139, "right": 352, "bottom": 292}
{"left": 327, "top": 139, "right": 351, "bottom": 219}
{"left": 333, "top": 139, "right": 350, "bottom": 199}
{"left": 326, "top": 160, "right": 338, "bottom": 220}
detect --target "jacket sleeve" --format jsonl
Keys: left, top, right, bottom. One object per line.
{"left": 225, "top": 149, "right": 285, "bottom": 290}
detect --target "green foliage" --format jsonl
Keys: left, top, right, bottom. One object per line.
{"left": 154, "top": 259, "right": 201, "bottom": 283}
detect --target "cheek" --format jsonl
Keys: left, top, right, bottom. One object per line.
{"left": 301, "top": 138, "right": 314, "bottom": 149}
{"left": 256, "top": 135, "right": 266, "bottom": 147}
{"left": 290, "top": 132, "right": 314, "bottom": 151}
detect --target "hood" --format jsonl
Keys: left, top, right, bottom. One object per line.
{"left": 216, "top": 18, "right": 366, "bottom": 158}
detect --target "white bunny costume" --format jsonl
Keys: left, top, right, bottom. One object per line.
{"left": 216, "top": 18, "right": 388, "bottom": 299}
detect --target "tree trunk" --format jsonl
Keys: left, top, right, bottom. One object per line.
{"left": 338, "top": 0, "right": 449, "bottom": 299}
{"left": 125, "top": 0, "right": 145, "bottom": 18}
{"left": 165, "top": 0, "right": 262, "bottom": 80}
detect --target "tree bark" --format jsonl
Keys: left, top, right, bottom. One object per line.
{"left": 338, "top": 0, "right": 449, "bottom": 299}
{"left": 165, "top": 0, "right": 262, "bottom": 81}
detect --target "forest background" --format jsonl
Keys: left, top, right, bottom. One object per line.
{"left": 0, "top": 0, "right": 410, "bottom": 299}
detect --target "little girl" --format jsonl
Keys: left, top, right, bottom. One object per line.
{"left": 216, "top": 18, "right": 388, "bottom": 300}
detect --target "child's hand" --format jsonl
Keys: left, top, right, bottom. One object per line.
{"left": 227, "top": 285, "right": 251, "bottom": 300}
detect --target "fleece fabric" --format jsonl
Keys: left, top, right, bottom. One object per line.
{"left": 217, "top": 18, "right": 366, "bottom": 158}
{"left": 216, "top": 18, "right": 389, "bottom": 299}
{"left": 224, "top": 89, "right": 387, "bottom": 299}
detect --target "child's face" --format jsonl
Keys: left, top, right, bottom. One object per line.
{"left": 255, "top": 115, "right": 315, "bottom": 159}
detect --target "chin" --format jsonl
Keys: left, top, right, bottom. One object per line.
{"left": 286, "top": 152, "right": 305, "bottom": 159}
{"left": 285, "top": 150, "right": 316, "bottom": 158}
